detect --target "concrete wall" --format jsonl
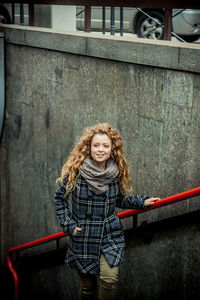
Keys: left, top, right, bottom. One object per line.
{"left": 0, "top": 25, "right": 200, "bottom": 299}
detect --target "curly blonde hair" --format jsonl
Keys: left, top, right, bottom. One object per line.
{"left": 59, "top": 123, "right": 133, "bottom": 195}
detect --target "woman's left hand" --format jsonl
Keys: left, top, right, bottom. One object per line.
{"left": 144, "top": 197, "right": 160, "bottom": 206}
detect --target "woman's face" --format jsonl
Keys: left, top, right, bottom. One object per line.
{"left": 90, "top": 134, "right": 112, "bottom": 169}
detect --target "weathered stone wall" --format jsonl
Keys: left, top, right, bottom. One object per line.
{"left": 0, "top": 25, "right": 200, "bottom": 299}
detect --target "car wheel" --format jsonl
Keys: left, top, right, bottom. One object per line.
{"left": 0, "top": 6, "right": 11, "bottom": 24}
{"left": 135, "top": 10, "right": 164, "bottom": 40}
{"left": 179, "top": 35, "right": 200, "bottom": 43}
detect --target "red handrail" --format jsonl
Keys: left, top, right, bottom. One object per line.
{"left": 117, "top": 186, "right": 200, "bottom": 219}
{"left": 7, "top": 186, "right": 200, "bottom": 300}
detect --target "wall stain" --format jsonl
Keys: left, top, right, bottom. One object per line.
{"left": 14, "top": 115, "right": 22, "bottom": 139}
{"left": 54, "top": 67, "right": 63, "bottom": 79}
{"left": 46, "top": 109, "right": 50, "bottom": 129}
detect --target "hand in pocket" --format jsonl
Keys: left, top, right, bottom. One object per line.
{"left": 72, "top": 227, "right": 82, "bottom": 236}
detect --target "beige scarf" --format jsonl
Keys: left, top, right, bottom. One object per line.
{"left": 80, "top": 158, "right": 119, "bottom": 195}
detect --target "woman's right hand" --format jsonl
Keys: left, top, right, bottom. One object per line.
{"left": 72, "top": 227, "right": 82, "bottom": 236}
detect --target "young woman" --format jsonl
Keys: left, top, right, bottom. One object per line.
{"left": 55, "top": 123, "right": 160, "bottom": 300}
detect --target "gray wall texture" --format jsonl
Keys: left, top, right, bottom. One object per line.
{"left": 0, "top": 25, "right": 200, "bottom": 299}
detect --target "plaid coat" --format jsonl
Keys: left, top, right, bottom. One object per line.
{"left": 54, "top": 175, "right": 149, "bottom": 275}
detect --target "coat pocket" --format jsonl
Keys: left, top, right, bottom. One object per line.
{"left": 72, "top": 220, "right": 85, "bottom": 238}
{"left": 108, "top": 216, "right": 123, "bottom": 233}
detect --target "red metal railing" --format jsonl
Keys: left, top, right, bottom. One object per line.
{"left": 7, "top": 186, "right": 200, "bottom": 300}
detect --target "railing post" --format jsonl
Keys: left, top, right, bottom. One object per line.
{"left": 29, "top": 4, "right": 35, "bottom": 26}
{"left": 110, "top": 6, "right": 115, "bottom": 35}
{"left": 11, "top": 3, "right": 15, "bottom": 24}
{"left": 84, "top": 5, "right": 91, "bottom": 32}
{"left": 120, "top": 7, "right": 123, "bottom": 36}
{"left": 163, "top": 8, "right": 172, "bottom": 40}
{"left": 133, "top": 215, "right": 137, "bottom": 228}
{"left": 7, "top": 254, "right": 19, "bottom": 300}
{"left": 20, "top": 3, "right": 24, "bottom": 25}
{"left": 102, "top": 6, "right": 106, "bottom": 34}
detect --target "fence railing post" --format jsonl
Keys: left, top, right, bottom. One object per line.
{"left": 20, "top": 3, "right": 24, "bottom": 25}
{"left": 110, "top": 6, "right": 115, "bottom": 35}
{"left": 29, "top": 4, "right": 35, "bottom": 26}
{"left": 164, "top": 8, "right": 172, "bottom": 40}
{"left": 102, "top": 6, "right": 106, "bottom": 34}
{"left": 84, "top": 5, "right": 91, "bottom": 32}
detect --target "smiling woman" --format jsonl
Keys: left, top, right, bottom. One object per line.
{"left": 54, "top": 123, "right": 160, "bottom": 300}
{"left": 90, "top": 134, "right": 112, "bottom": 169}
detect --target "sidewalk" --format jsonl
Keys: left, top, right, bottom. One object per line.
{"left": 79, "top": 30, "right": 200, "bottom": 44}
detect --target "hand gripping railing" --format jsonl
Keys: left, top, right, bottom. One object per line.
{"left": 7, "top": 186, "right": 200, "bottom": 300}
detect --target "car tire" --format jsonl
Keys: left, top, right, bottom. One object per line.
{"left": 179, "top": 35, "right": 200, "bottom": 43}
{"left": 0, "top": 6, "right": 11, "bottom": 24}
{"left": 135, "top": 10, "right": 164, "bottom": 40}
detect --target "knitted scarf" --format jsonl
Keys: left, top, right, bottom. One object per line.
{"left": 80, "top": 158, "right": 119, "bottom": 195}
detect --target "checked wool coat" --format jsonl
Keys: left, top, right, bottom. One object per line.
{"left": 54, "top": 175, "right": 149, "bottom": 275}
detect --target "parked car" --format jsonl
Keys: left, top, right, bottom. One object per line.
{"left": 77, "top": 7, "right": 200, "bottom": 42}
{"left": 1, "top": 4, "right": 200, "bottom": 42}
{"left": 0, "top": 4, "right": 11, "bottom": 24}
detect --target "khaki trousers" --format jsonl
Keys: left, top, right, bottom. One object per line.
{"left": 79, "top": 253, "right": 119, "bottom": 300}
